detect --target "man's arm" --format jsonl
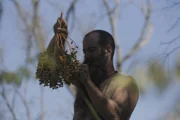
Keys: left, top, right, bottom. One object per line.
{"left": 73, "top": 91, "right": 86, "bottom": 120}
{"left": 77, "top": 64, "right": 139, "bottom": 120}
{"left": 82, "top": 79, "right": 130, "bottom": 120}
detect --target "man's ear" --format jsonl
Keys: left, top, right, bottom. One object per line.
{"left": 105, "top": 45, "right": 112, "bottom": 56}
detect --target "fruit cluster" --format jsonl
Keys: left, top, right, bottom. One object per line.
{"left": 35, "top": 13, "right": 79, "bottom": 89}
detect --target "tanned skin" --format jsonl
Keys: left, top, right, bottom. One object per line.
{"left": 53, "top": 20, "right": 139, "bottom": 119}
{"left": 72, "top": 32, "right": 139, "bottom": 120}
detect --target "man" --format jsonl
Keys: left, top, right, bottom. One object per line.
{"left": 53, "top": 19, "right": 139, "bottom": 120}
{"left": 72, "top": 30, "right": 139, "bottom": 120}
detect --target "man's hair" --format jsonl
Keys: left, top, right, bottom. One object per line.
{"left": 84, "top": 30, "right": 115, "bottom": 60}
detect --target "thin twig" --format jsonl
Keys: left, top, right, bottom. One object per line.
{"left": 14, "top": 88, "right": 32, "bottom": 120}
{"left": 12, "top": 89, "right": 18, "bottom": 109}
{"left": 40, "top": 86, "right": 44, "bottom": 120}
{"left": 1, "top": 86, "right": 17, "bottom": 120}
{"left": 103, "top": 0, "right": 121, "bottom": 71}
{"left": 10, "top": 0, "right": 33, "bottom": 64}
{"left": 160, "top": 35, "right": 180, "bottom": 45}
{"left": 65, "top": 0, "right": 78, "bottom": 34}
{"left": 10, "top": 0, "right": 46, "bottom": 52}
{"left": 25, "top": 33, "right": 33, "bottom": 64}
{"left": 32, "top": 0, "right": 46, "bottom": 52}
{"left": 167, "top": 16, "right": 180, "bottom": 32}
{"left": 165, "top": 46, "right": 180, "bottom": 57}
{"left": 120, "top": 0, "right": 153, "bottom": 66}
{"left": 11, "top": 0, "right": 32, "bottom": 31}
{"left": 32, "top": 1, "right": 45, "bottom": 120}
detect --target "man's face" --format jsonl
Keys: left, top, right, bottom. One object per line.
{"left": 83, "top": 32, "right": 108, "bottom": 86}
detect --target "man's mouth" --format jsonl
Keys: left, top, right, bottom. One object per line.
{"left": 88, "top": 63, "right": 101, "bottom": 67}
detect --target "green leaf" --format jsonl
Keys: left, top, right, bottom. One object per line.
{"left": 14, "top": 74, "right": 22, "bottom": 86}
{"left": 5, "top": 72, "right": 16, "bottom": 83}
{"left": 175, "top": 57, "right": 180, "bottom": 80}
{"left": 0, "top": 66, "right": 30, "bottom": 86}
{"left": 133, "top": 65, "right": 153, "bottom": 95}
{"left": 148, "top": 60, "right": 169, "bottom": 91}
{"left": 17, "top": 66, "right": 31, "bottom": 79}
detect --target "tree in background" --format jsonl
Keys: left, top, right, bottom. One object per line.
{"left": 0, "top": 0, "right": 179, "bottom": 120}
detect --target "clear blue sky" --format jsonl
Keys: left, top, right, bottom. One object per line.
{"left": 0, "top": 0, "right": 180, "bottom": 120}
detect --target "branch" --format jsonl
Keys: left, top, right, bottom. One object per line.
{"left": 10, "top": 0, "right": 34, "bottom": 65}
{"left": 34, "top": 113, "right": 43, "bottom": 120}
{"left": 32, "top": 0, "right": 46, "bottom": 52}
{"left": 65, "top": 0, "right": 78, "bottom": 29}
{"left": 92, "top": 5, "right": 120, "bottom": 28}
{"left": 120, "top": 0, "right": 153, "bottom": 66}
{"left": 1, "top": 86, "right": 17, "bottom": 120}
{"left": 11, "top": 0, "right": 46, "bottom": 52}
{"left": 11, "top": 0, "right": 32, "bottom": 32}
{"left": 29, "top": 23, "right": 45, "bottom": 118}
{"left": 162, "top": 1, "right": 180, "bottom": 11}
{"left": 103, "top": 0, "right": 121, "bottom": 71}
{"left": 103, "top": 0, "right": 120, "bottom": 37}
{"left": 160, "top": 35, "right": 180, "bottom": 45}
{"left": 165, "top": 46, "right": 180, "bottom": 58}
{"left": 45, "top": 0, "right": 63, "bottom": 10}
{"left": 12, "top": 89, "right": 18, "bottom": 109}
{"left": 0, "top": 48, "right": 4, "bottom": 68}
{"left": 40, "top": 86, "right": 44, "bottom": 120}
{"left": 15, "top": 89, "right": 32, "bottom": 120}
{"left": 167, "top": 16, "right": 180, "bottom": 32}
{"left": 159, "top": 35, "right": 180, "bottom": 57}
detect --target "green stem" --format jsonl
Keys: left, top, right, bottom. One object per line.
{"left": 79, "top": 89, "right": 101, "bottom": 120}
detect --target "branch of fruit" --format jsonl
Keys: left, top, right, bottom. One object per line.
{"left": 35, "top": 13, "right": 101, "bottom": 120}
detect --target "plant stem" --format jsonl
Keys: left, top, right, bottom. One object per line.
{"left": 79, "top": 88, "right": 101, "bottom": 120}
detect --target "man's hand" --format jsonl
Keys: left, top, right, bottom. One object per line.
{"left": 71, "top": 64, "right": 90, "bottom": 89}
{"left": 53, "top": 14, "right": 68, "bottom": 37}
{"left": 77, "top": 64, "right": 91, "bottom": 84}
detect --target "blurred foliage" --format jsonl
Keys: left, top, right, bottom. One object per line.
{"left": 148, "top": 60, "right": 169, "bottom": 91}
{"left": 133, "top": 66, "right": 152, "bottom": 94}
{"left": 0, "top": 0, "right": 179, "bottom": 120}
{"left": 133, "top": 58, "right": 180, "bottom": 95}
{"left": 175, "top": 56, "right": 180, "bottom": 80}
{"left": 0, "top": 66, "right": 31, "bottom": 86}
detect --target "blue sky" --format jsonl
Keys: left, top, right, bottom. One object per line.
{"left": 0, "top": 0, "right": 180, "bottom": 120}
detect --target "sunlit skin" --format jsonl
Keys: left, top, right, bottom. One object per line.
{"left": 52, "top": 16, "right": 139, "bottom": 120}
{"left": 73, "top": 32, "right": 139, "bottom": 120}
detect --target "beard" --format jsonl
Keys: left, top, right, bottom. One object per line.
{"left": 83, "top": 50, "right": 108, "bottom": 86}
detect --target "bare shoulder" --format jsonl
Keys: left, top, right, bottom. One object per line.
{"left": 111, "top": 74, "right": 139, "bottom": 113}
{"left": 111, "top": 73, "right": 139, "bottom": 91}
{"left": 114, "top": 73, "right": 139, "bottom": 97}
{"left": 126, "top": 75, "right": 139, "bottom": 93}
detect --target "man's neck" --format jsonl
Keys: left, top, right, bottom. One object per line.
{"left": 104, "top": 62, "right": 116, "bottom": 79}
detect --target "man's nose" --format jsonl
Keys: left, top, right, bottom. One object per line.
{"left": 85, "top": 54, "right": 97, "bottom": 60}
{"left": 84, "top": 51, "right": 92, "bottom": 58}
{"left": 84, "top": 54, "right": 91, "bottom": 61}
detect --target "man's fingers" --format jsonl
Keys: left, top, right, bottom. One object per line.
{"left": 53, "top": 18, "right": 68, "bottom": 34}
{"left": 56, "top": 28, "right": 68, "bottom": 35}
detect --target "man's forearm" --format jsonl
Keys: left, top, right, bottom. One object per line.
{"left": 83, "top": 79, "right": 118, "bottom": 119}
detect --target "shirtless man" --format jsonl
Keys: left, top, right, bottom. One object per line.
{"left": 53, "top": 19, "right": 139, "bottom": 120}
{"left": 72, "top": 30, "right": 139, "bottom": 120}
